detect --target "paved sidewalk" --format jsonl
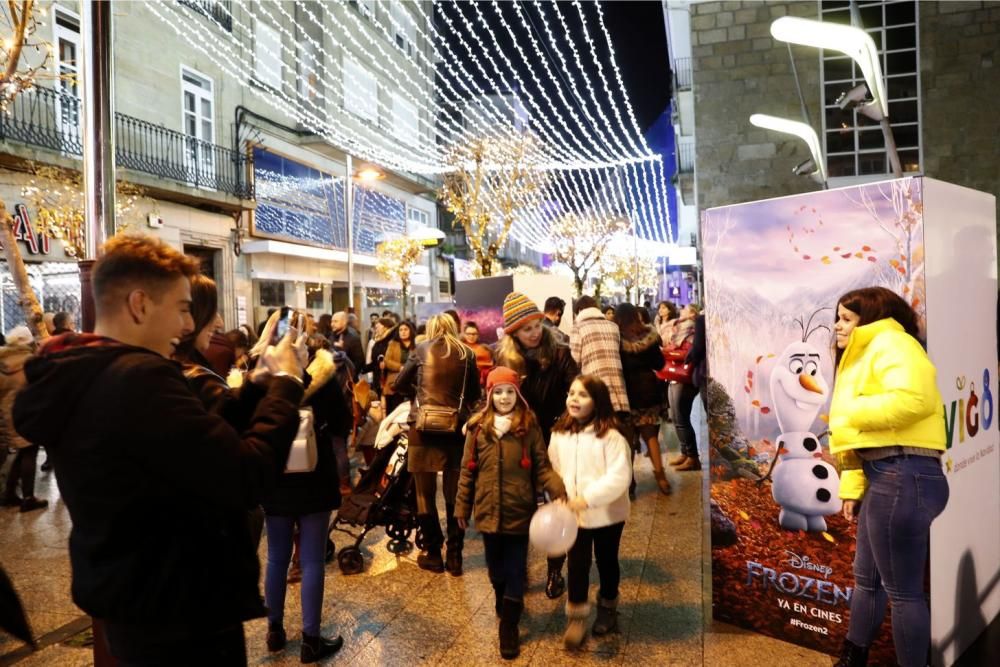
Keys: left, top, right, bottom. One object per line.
{"left": 0, "top": 409, "right": 836, "bottom": 666}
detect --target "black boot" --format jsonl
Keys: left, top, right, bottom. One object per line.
{"left": 300, "top": 632, "right": 343, "bottom": 663}
{"left": 592, "top": 596, "right": 619, "bottom": 636}
{"left": 545, "top": 559, "right": 566, "bottom": 599}
{"left": 492, "top": 580, "right": 505, "bottom": 617}
{"left": 416, "top": 514, "right": 444, "bottom": 573}
{"left": 445, "top": 509, "right": 465, "bottom": 576}
{"left": 833, "top": 639, "right": 869, "bottom": 667}
{"left": 498, "top": 597, "right": 523, "bottom": 660}
{"left": 265, "top": 622, "right": 286, "bottom": 652}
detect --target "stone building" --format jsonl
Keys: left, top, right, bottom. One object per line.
{"left": 0, "top": 0, "right": 445, "bottom": 332}
{"left": 665, "top": 0, "right": 999, "bottom": 231}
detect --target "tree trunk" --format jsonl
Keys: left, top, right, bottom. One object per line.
{"left": 0, "top": 199, "right": 49, "bottom": 339}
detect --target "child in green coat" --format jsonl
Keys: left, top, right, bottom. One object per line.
{"left": 455, "top": 366, "right": 566, "bottom": 660}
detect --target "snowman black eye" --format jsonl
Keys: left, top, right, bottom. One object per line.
{"left": 805, "top": 360, "right": 819, "bottom": 376}
{"left": 789, "top": 359, "right": 804, "bottom": 374}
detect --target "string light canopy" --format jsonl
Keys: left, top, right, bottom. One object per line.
{"left": 147, "top": 0, "right": 674, "bottom": 249}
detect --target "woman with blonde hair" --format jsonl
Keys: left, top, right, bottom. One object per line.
{"left": 393, "top": 314, "right": 481, "bottom": 574}
{"left": 666, "top": 304, "right": 702, "bottom": 471}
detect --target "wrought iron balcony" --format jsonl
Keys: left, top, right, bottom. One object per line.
{"left": 178, "top": 0, "right": 233, "bottom": 33}
{"left": 0, "top": 85, "right": 252, "bottom": 200}
{"left": 673, "top": 57, "right": 693, "bottom": 91}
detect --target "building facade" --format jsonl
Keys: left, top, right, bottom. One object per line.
{"left": 0, "top": 0, "right": 447, "bottom": 334}
{"left": 665, "top": 0, "right": 999, "bottom": 235}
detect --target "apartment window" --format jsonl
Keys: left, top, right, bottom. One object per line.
{"left": 407, "top": 206, "right": 430, "bottom": 228}
{"left": 297, "top": 35, "right": 321, "bottom": 103}
{"left": 52, "top": 8, "right": 80, "bottom": 142}
{"left": 254, "top": 19, "right": 283, "bottom": 90}
{"left": 390, "top": 3, "right": 416, "bottom": 56}
{"left": 820, "top": 1, "right": 920, "bottom": 178}
{"left": 392, "top": 93, "right": 419, "bottom": 145}
{"left": 181, "top": 67, "right": 215, "bottom": 178}
{"left": 350, "top": 0, "right": 376, "bottom": 20}
{"left": 343, "top": 57, "right": 377, "bottom": 122}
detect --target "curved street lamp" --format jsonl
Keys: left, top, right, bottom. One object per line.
{"left": 749, "top": 113, "right": 828, "bottom": 187}
{"left": 770, "top": 16, "right": 901, "bottom": 177}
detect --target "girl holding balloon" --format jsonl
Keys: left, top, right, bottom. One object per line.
{"left": 455, "top": 367, "right": 566, "bottom": 660}
{"left": 548, "top": 375, "right": 632, "bottom": 649}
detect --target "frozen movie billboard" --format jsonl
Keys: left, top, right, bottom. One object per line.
{"left": 702, "top": 178, "right": 928, "bottom": 660}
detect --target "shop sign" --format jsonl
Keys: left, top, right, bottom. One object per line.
{"left": 0, "top": 203, "right": 52, "bottom": 255}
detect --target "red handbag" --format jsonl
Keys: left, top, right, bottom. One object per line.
{"left": 655, "top": 343, "right": 693, "bottom": 384}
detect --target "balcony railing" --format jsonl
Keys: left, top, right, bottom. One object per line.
{"left": 674, "top": 57, "right": 693, "bottom": 91}
{"left": 0, "top": 85, "right": 252, "bottom": 200}
{"left": 178, "top": 0, "right": 233, "bottom": 33}
{"left": 676, "top": 142, "right": 695, "bottom": 174}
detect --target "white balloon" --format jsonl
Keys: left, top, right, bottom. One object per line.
{"left": 529, "top": 503, "right": 579, "bottom": 556}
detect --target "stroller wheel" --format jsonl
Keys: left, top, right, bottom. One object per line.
{"left": 386, "top": 539, "right": 413, "bottom": 555}
{"left": 385, "top": 522, "right": 412, "bottom": 541}
{"left": 337, "top": 546, "right": 365, "bottom": 575}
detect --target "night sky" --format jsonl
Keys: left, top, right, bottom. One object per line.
{"left": 600, "top": 1, "right": 673, "bottom": 133}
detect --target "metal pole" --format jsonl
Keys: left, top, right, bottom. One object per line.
{"left": 82, "top": 0, "right": 116, "bottom": 257}
{"left": 79, "top": 0, "right": 116, "bottom": 334}
{"left": 881, "top": 117, "right": 904, "bottom": 178}
{"left": 345, "top": 154, "right": 355, "bottom": 309}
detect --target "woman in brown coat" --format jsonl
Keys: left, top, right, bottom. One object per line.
{"left": 455, "top": 367, "right": 565, "bottom": 660}
{"left": 1, "top": 328, "right": 46, "bottom": 512}
{"left": 381, "top": 320, "right": 415, "bottom": 413}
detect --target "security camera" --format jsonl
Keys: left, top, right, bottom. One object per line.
{"left": 792, "top": 158, "right": 817, "bottom": 177}
{"left": 836, "top": 83, "right": 884, "bottom": 121}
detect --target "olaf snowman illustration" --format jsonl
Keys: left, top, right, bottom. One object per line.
{"left": 768, "top": 309, "right": 842, "bottom": 532}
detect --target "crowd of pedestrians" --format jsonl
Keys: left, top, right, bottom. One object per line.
{"left": 0, "top": 233, "right": 944, "bottom": 667}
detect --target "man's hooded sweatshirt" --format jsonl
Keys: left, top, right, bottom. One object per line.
{"left": 13, "top": 334, "right": 303, "bottom": 625}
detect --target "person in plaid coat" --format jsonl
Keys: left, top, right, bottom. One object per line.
{"left": 569, "top": 296, "right": 630, "bottom": 415}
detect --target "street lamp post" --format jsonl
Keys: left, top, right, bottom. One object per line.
{"left": 344, "top": 154, "right": 354, "bottom": 310}
{"left": 770, "top": 16, "right": 902, "bottom": 178}
{"left": 749, "top": 114, "right": 828, "bottom": 188}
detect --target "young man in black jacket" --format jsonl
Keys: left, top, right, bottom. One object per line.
{"left": 13, "top": 235, "right": 306, "bottom": 665}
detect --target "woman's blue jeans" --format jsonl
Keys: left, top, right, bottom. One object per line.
{"left": 265, "top": 511, "right": 331, "bottom": 636}
{"left": 846, "top": 455, "right": 949, "bottom": 667}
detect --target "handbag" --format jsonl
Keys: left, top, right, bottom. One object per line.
{"left": 415, "top": 355, "right": 469, "bottom": 434}
{"left": 656, "top": 343, "right": 694, "bottom": 384}
{"left": 285, "top": 408, "right": 318, "bottom": 473}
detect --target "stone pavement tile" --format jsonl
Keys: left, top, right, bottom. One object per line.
{"left": 529, "top": 645, "right": 625, "bottom": 666}
{"left": 5, "top": 643, "right": 92, "bottom": 667}
{"left": 704, "top": 621, "right": 832, "bottom": 667}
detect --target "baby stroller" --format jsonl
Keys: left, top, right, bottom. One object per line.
{"left": 330, "top": 402, "right": 422, "bottom": 574}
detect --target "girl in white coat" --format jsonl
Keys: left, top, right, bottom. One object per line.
{"left": 549, "top": 375, "right": 632, "bottom": 649}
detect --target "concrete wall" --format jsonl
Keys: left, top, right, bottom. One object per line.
{"left": 919, "top": 1, "right": 1000, "bottom": 224}
{"left": 690, "top": 1, "right": 823, "bottom": 212}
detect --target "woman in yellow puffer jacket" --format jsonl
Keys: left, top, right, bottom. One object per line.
{"left": 828, "top": 287, "right": 948, "bottom": 667}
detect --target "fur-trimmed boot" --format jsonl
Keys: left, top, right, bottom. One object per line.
{"left": 498, "top": 597, "right": 523, "bottom": 660}
{"left": 563, "top": 601, "right": 590, "bottom": 649}
{"left": 416, "top": 514, "right": 445, "bottom": 573}
{"left": 833, "top": 639, "right": 869, "bottom": 667}
{"left": 592, "top": 596, "right": 619, "bottom": 636}
{"left": 445, "top": 507, "right": 465, "bottom": 576}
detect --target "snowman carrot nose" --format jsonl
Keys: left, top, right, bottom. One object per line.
{"left": 798, "top": 374, "right": 823, "bottom": 394}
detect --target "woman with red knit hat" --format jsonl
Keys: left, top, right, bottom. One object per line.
{"left": 455, "top": 366, "right": 566, "bottom": 660}
{"left": 494, "top": 292, "right": 579, "bottom": 600}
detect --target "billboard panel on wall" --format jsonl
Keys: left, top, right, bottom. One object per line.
{"left": 702, "top": 178, "right": 932, "bottom": 661}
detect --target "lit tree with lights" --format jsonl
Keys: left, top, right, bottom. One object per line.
{"left": 604, "top": 254, "right": 657, "bottom": 303}
{"left": 20, "top": 163, "right": 152, "bottom": 259}
{"left": 440, "top": 135, "right": 542, "bottom": 277}
{"left": 549, "top": 212, "right": 629, "bottom": 296}
{"left": 375, "top": 237, "right": 424, "bottom": 318}
{"left": 0, "top": 1, "right": 56, "bottom": 337}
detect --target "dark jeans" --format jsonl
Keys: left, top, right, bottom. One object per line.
{"left": 4, "top": 445, "right": 39, "bottom": 499}
{"left": 846, "top": 455, "right": 949, "bottom": 667}
{"left": 265, "top": 510, "right": 331, "bottom": 636}
{"left": 567, "top": 522, "right": 626, "bottom": 605}
{"left": 104, "top": 620, "right": 246, "bottom": 666}
{"left": 483, "top": 533, "right": 530, "bottom": 601}
{"left": 668, "top": 382, "right": 700, "bottom": 458}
